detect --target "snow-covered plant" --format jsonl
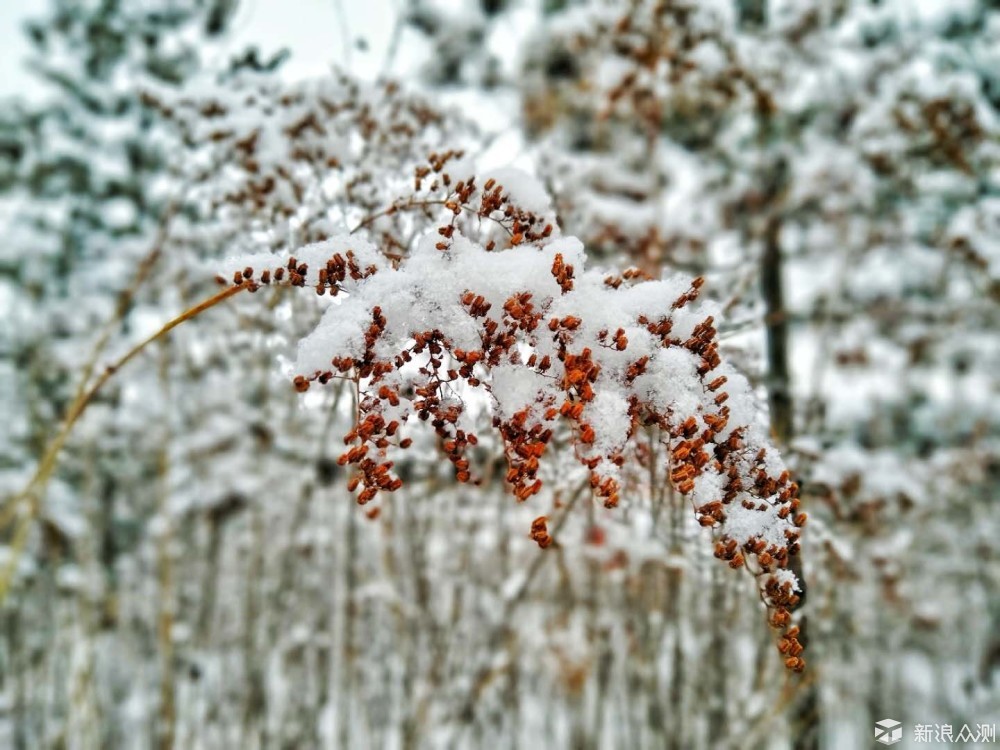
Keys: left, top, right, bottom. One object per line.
{"left": 218, "top": 164, "right": 808, "bottom": 670}
{"left": 519, "top": 0, "right": 765, "bottom": 272}
{"left": 115, "top": 51, "right": 811, "bottom": 673}
{"left": 144, "top": 70, "right": 479, "bottom": 260}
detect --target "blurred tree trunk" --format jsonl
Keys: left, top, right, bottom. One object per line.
{"left": 761, "top": 215, "right": 793, "bottom": 446}
{"left": 760, "top": 164, "right": 818, "bottom": 749}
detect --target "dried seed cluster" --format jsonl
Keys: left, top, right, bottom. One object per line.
{"left": 530, "top": 516, "right": 554, "bottom": 549}
{"left": 218, "top": 157, "right": 806, "bottom": 672}
{"left": 403, "top": 153, "right": 555, "bottom": 254}
{"left": 217, "top": 250, "right": 377, "bottom": 303}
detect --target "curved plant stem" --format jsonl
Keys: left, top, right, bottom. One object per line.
{"left": 68, "top": 201, "right": 179, "bottom": 411}
{"left": 0, "top": 282, "right": 246, "bottom": 602}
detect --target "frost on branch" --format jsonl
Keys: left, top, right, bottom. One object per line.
{"left": 220, "top": 170, "right": 807, "bottom": 670}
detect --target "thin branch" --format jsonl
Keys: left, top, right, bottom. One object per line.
{"left": 0, "top": 283, "right": 247, "bottom": 602}
{"left": 351, "top": 196, "right": 515, "bottom": 240}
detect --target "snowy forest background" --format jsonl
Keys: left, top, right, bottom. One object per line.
{"left": 1, "top": 1, "right": 998, "bottom": 748}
